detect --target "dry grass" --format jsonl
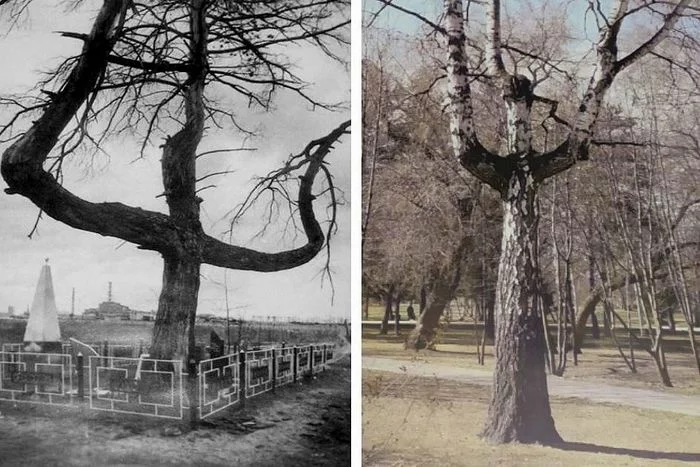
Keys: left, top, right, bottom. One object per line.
{"left": 363, "top": 369, "right": 700, "bottom": 466}
{"left": 363, "top": 338, "right": 700, "bottom": 396}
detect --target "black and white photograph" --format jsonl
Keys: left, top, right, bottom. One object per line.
{"left": 0, "top": 1, "right": 350, "bottom": 465}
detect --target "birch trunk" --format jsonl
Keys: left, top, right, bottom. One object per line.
{"left": 440, "top": 0, "right": 689, "bottom": 445}
{"left": 481, "top": 167, "right": 560, "bottom": 444}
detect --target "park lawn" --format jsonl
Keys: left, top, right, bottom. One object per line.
{"left": 363, "top": 369, "right": 700, "bottom": 466}
{"left": 363, "top": 334, "right": 700, "bottom": 396}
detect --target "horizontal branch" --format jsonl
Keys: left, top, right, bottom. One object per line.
{"left": 0, "top": 1, "right": 181, "bottom": 252}
{"left": 107, "top": 54, "right": 192, "bottom": 73}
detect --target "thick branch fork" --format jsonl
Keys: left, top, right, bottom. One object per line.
{"left": 1, "top": 0, "right": 350, "bottom": 274}
{"left": 443, "top": 0, "right": 691, "bottom": 189}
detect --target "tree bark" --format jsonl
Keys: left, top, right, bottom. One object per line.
{"left": 379, "top": 285, "right": 394, "bottom": 335}
{"left": 405, "top": 275, "right": 459, "bottom": 350}
{"left": 480, "top": 170, "right": 561, "bottom": 445}
{"left": 405, "top": 198, "right": 474, "bottom": 350}
{"left": 150, "top": 255, "right": 201, "bottom": 361}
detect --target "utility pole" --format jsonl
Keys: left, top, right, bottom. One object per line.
{"left": 71, "top": 288, "right": 75, "bottom": 318}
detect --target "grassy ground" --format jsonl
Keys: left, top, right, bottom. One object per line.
{"left": 0, "top": 318, "right": 346, "bottom": 350}
{"left": 362, "top": 302, "right": 698, "bottom": 332}
{"left": 363, "top": 369, "right": 700, "bottom": 466}
{"left": 363, "top": 336, "right": 700, "bottom": 395}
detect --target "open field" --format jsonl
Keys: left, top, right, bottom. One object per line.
{"left": 363, "top": 336, "right": 700, "bottom": 395}
{"left": 0, "top": 355, "right": 350, "bottom": 466}
{"left": 0, "top": 318, "right": 347, "bottom": 350}
{"left": 363, "top": 369, "right": 700, "bottom": 466}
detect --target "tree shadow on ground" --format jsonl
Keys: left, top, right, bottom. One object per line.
{"left": 555, "top": 442, "right": 700, "bottom": 462}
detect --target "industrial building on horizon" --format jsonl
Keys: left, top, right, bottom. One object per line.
{"left": 82, "top": 282, "right": 155, "bottom": 321}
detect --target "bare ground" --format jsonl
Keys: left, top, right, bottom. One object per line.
{"left": 0, "top": 356, "right": 350, "bottom": 467}
{"left": 363, "top": 369, "right": 700, "bottom": 467}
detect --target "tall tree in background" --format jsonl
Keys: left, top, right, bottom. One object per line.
{"left": 1, "top": 1, "right": 349, "bottom": 360}
{"left": 440, "top": 0, "right": 692, "bottom": 444}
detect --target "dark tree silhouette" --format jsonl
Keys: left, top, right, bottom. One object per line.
{"left": 1, "top": 0, "right": 350, "bottom": 361}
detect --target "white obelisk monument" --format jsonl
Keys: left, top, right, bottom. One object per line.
{"left": 23, "top": 258, "right": 61, "bottom": 351}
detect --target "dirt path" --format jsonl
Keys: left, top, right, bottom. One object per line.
{"left": 363, "top": 356, "right": 700, "bottom": 417}
{"left": 0, "top": 357, "right": 350, "bottom": 466}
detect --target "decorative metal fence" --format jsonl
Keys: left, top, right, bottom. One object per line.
{"left": 275, "top": 347, "right": 295, "bottom": 388}
{"left": 198, "top": 353, "right": 240, "bottom": 419}
{"left": 88, "top": 356, "right": 185, "bottom": 419}
{"left": 312, "top": 344, "right": 326, "bottom": 374}
{"left": 0, "top": 342, "right": 339, "bottom": 422}
{"left": 297, "top": 345, "right": 311, "bottom": 375}
{"left": 0, "top": 351, "right": 73, "bottom": 406}
{"left": 245, "top": 349, "right": 274, "bottom": 398}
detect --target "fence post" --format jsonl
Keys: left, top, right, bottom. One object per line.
{"left": 309, "top": 345, "right": 314, "bottom": 376}
{"left": 77, "top": 353, "right": 84, "bottom": 399}
{"left": 188, "top": 356, "right": 199, "bottom": 429}
{"left": 293, "top": 346, "right": 298, "bottom": 383}
{"left": 272, "top": 347, "right": 277, "bottom": 392}
{"left": 322, "top": 344, "right": 327, "bottom": 372}
{"left": 239, "top": 350, "right": 246, "bottom": 408}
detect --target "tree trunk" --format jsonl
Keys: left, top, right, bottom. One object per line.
{"left": 394, "top": 292, "right": 402, "bottom": 336}
{"left": 419, "top": 285, "right": 427, "bottom": 314}
{"left": 405, "top": 278, "right": 456, "bottom": 350}
{"left": 379, "top": 285, "right": 394, "bottom": 335}
{"left": 405, "top": 235, "right": 470, "bottom": 350}
{"left": 150, "top": 255, "right": 201, "bottom": 361}
{"left": 481, "top": 172, "right": 561, "bottom": 445}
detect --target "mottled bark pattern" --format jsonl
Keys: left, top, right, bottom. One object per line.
{"left": 481, "top": 167, "right": 560, "bottom": 444}
{"left": 441, "top": 0, "right": 691, "bottom": 446}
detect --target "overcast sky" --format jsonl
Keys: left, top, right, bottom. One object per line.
{"left": 0, "top": 2, "right": 350, "bottom": 322}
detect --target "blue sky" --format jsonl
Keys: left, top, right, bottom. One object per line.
{"left": 0, "top": 2, "right": 350, "bottom": 321}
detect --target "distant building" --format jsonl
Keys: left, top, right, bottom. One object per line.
{"left": 83, "top": 301, "right": 154, "bottom": 321}
{"left": 81, "top": 282, "right": 154, "bottom": 321}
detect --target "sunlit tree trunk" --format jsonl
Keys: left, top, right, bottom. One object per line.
{"left": 483, "top": 169, "right": 560, "bottom": 443}
{"left": 479, "top": 71, "right": 560, "bottom": 442}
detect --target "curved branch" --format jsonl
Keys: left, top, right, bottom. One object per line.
{"left": 201, "top": 120, "right": 350, "bottom": 272}
{"left": 0, "top": 1, "right": 178, "bottom": 251}
{"left": 444, "top": 0, "right": 508, "bottom": 192}
{"left": 533, "top": 0, "right": 690, "bottom": 181}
